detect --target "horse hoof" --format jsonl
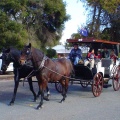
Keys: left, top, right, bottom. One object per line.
{"left": 36, "top": 105, "right": 44, "bottom": 110}
{"left": 9, "top": 102, "right": 14, "bottom": 106}
{"left": 41, "top": 105, "right": 44, "bottom": 108}
{"left": 36, "top": 107, "right": 40, "bottom": 110}
{"left": 33, "top": 98, "right": 37, "bottom": 102}
{"left": 59, "top": 100, "right": 63, "bottom": 103}
{"left": 59, "top": 101, "right": 62, "bottom": 103}
{"left": 43, "top": 96, "right": 49, "bottom": 101}
{"left": 33, "top": 100, "right": 37, "bottom": 102}
{"left": 59, "top": 99, "right": 65, "bottom": 103}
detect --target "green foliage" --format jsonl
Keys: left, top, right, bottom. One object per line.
{"left": 71, "top": 33, "right": 82, "bottom": 39}
{"left": 81, "top": 0, "right": 120, "bottom": 42}
{"left": 86, "top": 0, "right": 120, "bottom": 13}
{"left": 0, "top": 13, "right": 28, "bottom": 50}
{"left": 0, "top": 0, "right": 70, "bottom": 50}
{"left": 46, "top": 48, "right": 57, "bottom": 58}
{"left": 100, "top": 28, "right": 111, "bottom": 40}
{"left": 100, "top": 0, "right": 120, "bottom": 13}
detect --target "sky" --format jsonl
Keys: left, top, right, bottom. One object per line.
{"left": 60, "top": 0, "right": 87, "bottom": 44}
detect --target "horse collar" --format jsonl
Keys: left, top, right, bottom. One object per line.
{"left": 38, "top": 55, "right": 48, "bottom": 70}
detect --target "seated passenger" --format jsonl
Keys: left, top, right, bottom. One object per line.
{"left": 84, "top": 48, "right": 97, "bottom": 70}
{"left": 102, "top": 47, "right": 110, "bottom": 58}
{"left": 97, "top": 51, "right": 102, "bottom": 59}
{"left": 58, "top": 54, "right": 65, "bottom": 58}
{"left": 68, "top": 43, "right": 82, "bottom": 65}
{"left": 110, "top": 49, "right": 118, "bottom": 65}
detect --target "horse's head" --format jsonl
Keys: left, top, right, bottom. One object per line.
{"left": 20, "top": 43, "right": 32, "bottom": 65}
{"left": 0, "top": 48, "right": 11, "bottom": 73}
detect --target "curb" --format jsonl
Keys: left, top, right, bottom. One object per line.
{"left": 0, "top": 75, "right": 14, "bottom": 80}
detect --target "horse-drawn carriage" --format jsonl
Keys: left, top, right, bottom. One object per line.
{"left": 55, "top": 38, "right": 120, "bottom": 97}
{"left": 0, "top": 39, "right": 120, "bottom": 109}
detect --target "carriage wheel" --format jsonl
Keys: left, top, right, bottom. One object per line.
{"left": 81, "top": 82, "right": 89, "bottom": 88}
{"left": 112, "top": 76, "right": 120, "bottom": 91}
{"left": 111, "top": 65, "right": 118, "bottom": 74}
{"left": 92, "top": 73, "right": 103, "bottom": 97}
{"left": 112, "top": 65, "right": 120, "bottom": 91}
{"left": 55, "top": 82, "right": 62, "bottom": 93}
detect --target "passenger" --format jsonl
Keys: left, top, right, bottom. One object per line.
{"left": 102, "top": 47, "right": 110, "bottom": 58}
{"left": 68, "top": 43, "right": 82, "bottom": 65}
{"left": 97, "top": 51, "right": 102, "bottom": 59}
{"left": 84, "top": 48, "right": 97, "bottom": 70}
{"left": 58, "top": 54, "right": 65, "bottom": 58}
{"left": 110, "top": 49, "right": 118, "bottom": 65}
{"left": 58, "top": 54, "right": 62, "bottom": 58}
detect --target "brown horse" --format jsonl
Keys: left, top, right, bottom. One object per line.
{"left": 20, "top": 43, "right": 74, "bottom": 109}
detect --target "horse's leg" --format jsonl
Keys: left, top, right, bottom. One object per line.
{"left": 36, "top": 83, "right": 44, "bottom": 109}
{"left": 46, "top": 86, "right": 50, "bottom": 98}
{"left": 36, "top": 85, "right": 50, "bottom": 101}
{"left": 9, "top": 70, "right": 19, "bottom": 105}
{"left": 36, "top": 88, "right": 40, "bottom": 99}
{"left": 28, "top": 77, "right": 37, "bottom": 102}
{"left": 37, "top": 79, "right": 48, "bottom": 109}
{"left": 43, "top": 85, "right": 50, "bottom": 101}
{"left": 60, "top": 79, "right": 68, "bottom": 103}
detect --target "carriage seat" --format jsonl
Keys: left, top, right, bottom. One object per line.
{"left": 74, "top": 64, "right": 93, "bottom": 80}
{"left": 101, "top": 58, "right": 112, "bottom": 67}
{"left": 94, "top": 59, "right": 101, "bottom": 65}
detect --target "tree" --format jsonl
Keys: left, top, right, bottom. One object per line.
{"left": 0, "top": 9, "right": 28, "bottom": 50}
{"left": 0, "top": 0, "right": 70, "bottom": 51}
{"left": 46, "top": 48, "right": 56, "bottom": 58}
{"left": 80, "top": 0, "right": 120, "bottom": 42}
{"left": 71, "top": 33, "right": 81, "bottom": 39}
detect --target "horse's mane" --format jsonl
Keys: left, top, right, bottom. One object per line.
{"left": 32, "top": 47, "right": 44, "bottom": 57}
{"left": 9, "top": 47, "right": 20, "bottom": 56}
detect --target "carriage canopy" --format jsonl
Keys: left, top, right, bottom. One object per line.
{"left": 67, "top": 38, "right": 120, "bottom": 56}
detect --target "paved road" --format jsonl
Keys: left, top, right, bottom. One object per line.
{"left": 0, "top": 79, "right": 120, "bottom": 120}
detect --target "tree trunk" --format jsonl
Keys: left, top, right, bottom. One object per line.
{"left": 90, "top": 3, "right": 97, "bottom": 36}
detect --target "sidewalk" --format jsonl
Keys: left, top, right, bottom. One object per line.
{"left": 0, "top": 72, "right": 14, "bottom": 80}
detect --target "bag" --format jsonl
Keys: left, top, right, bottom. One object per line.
{"left": 78, "top": 59, "right": 84, "bottom": 64}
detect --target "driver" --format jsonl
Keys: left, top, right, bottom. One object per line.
{"left": 68, "top": 43, "right": 82, "bottom": 65}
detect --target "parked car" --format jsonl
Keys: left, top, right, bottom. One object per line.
{"left": 0, "top": 57, "right": 13, "bottom": 74}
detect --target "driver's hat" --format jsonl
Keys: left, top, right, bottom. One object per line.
{"left": 73, "top": 43, "right": 78, "bottom": 46}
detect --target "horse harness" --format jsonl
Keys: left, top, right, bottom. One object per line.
{"left": 24, "top": 54, "right": 71, "bottom": 81}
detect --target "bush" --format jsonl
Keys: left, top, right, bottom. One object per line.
{"left": 46, "top": 48, "right": 56, "bottom": 58}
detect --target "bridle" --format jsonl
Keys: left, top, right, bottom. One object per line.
{"left": 21, "top": 47, "right": 48, "bottom": 70}
{"left": 1, "top": 52, "right": 11, "bottom": 65}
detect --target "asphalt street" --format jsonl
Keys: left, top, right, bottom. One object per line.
{"left": 0, "top": 78, "right": 120, "bottom": 120}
